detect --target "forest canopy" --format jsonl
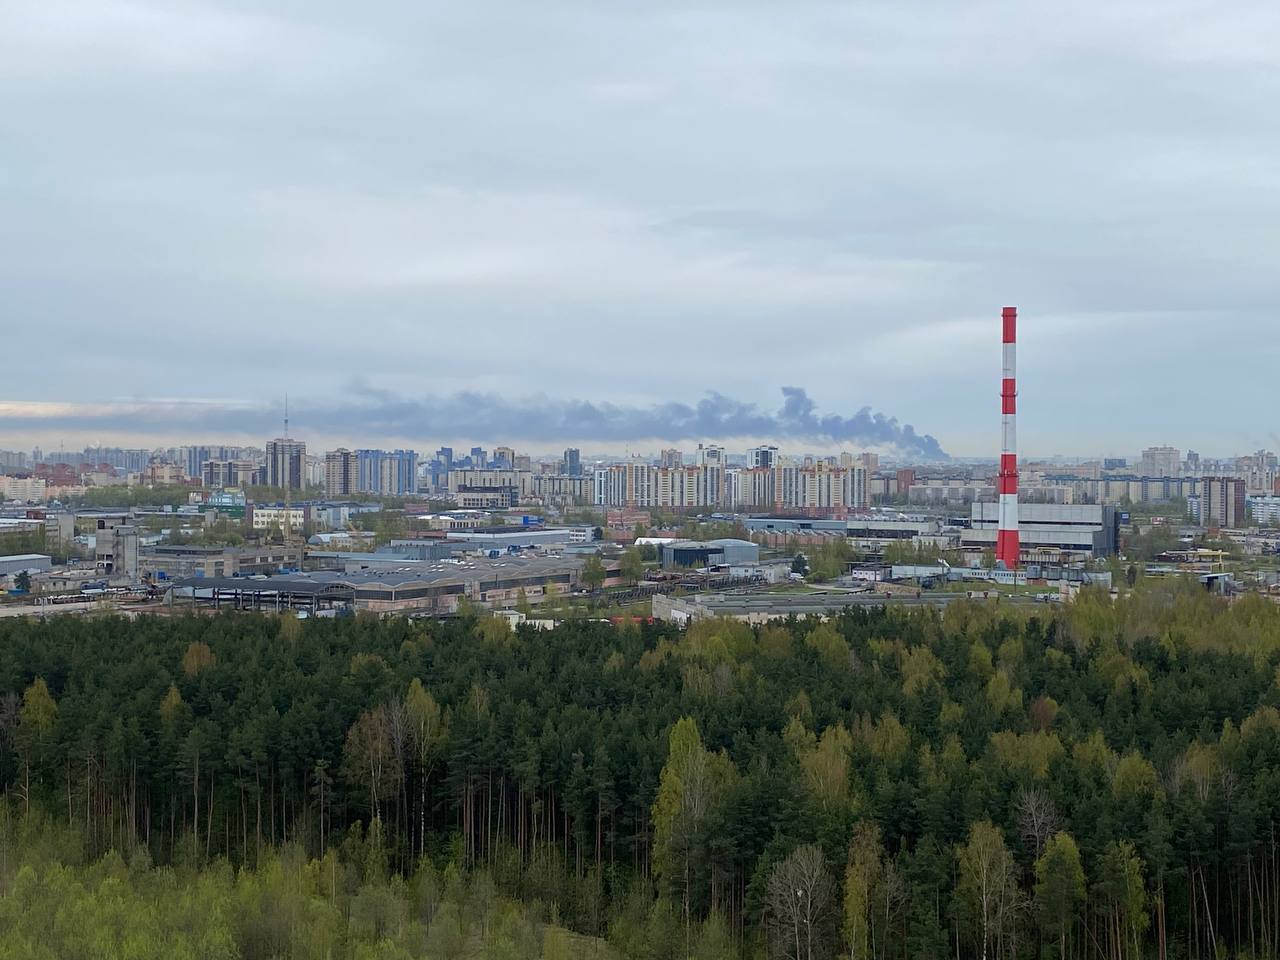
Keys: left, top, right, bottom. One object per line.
{"left": 3, "top": 579, "right": 1280, "bottom": 959}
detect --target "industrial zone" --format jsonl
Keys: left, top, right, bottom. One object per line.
{"left": 2, "top": 307, "right": 1277, "bottom": 621}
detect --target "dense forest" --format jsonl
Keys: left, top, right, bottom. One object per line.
{"left": 4, "top": 582, "right": 1280, "bottom": 958}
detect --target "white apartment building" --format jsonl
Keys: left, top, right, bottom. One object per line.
{"left": 1, "top": 476, "right": 48, "bottom": 502}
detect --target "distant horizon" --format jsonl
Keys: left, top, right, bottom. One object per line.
{"left": 2, "top": 389, "right": 1275, "bottom": 463}
{"left": 3, "top": 432, "right": 1271, "bottom": 469}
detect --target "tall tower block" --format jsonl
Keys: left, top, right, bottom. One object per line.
{"left": 996, "top": 307, "right": 1020, "bottom": 569}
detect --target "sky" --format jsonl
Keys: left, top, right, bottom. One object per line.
{"left": 3, "top": 0, "right": 1279, "bottom": 460}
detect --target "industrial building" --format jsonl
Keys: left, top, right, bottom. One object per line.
{"left": 95, "top": 525, "right": 139, "bottom": 579}
{"left": 0, "top": 554, "right": 52, "bottom": 579}
{"left": 962, "top": 503, "right": 1118, "bottom": 560}
{"left": 444, "top": 525, "right": 594, "bottom": 550}
{"left": 140, "top": 543, "right": 303, "bottom": 580}
{"left": 653, "top": 589, "right": 957, "bottom": 624}
{"left": 172, "top": 554, "right": 592, "bottom": 615}
{"left": 660, "top": 538, "right": 759, "bottom": 568}
{"left": 744, "top": 515, "right": 940, "bottom": 541}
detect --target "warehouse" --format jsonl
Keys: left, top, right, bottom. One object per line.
{"left": 171, "top": 554, "right": 590, "bottom": 615}
{"left": 660, "top": 538, "right": 759, "bottom": 569}
{"left": 0, "top": 554, "right": 52, "bottom": 578}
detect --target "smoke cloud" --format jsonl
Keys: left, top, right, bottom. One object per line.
{"left": 0, "top": 387, "right": 948, "bottom": 459}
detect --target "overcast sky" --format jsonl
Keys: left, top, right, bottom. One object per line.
{"left": 3, "top": 0, "right": 1278, "bottom": 459}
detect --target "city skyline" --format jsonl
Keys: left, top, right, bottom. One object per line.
{"left": 5, "top": 2, "right": 1280, "bottom": 456}
{"left": 6, "top": 436, "right": 1279, "bottom": 472}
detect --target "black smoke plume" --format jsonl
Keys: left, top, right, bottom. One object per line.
{"left": 0, "top": 387, "right": 949, "bottom": 459}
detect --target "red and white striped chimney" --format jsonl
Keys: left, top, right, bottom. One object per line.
{"left": 996, "top": 306, "right": 1020, "bottom": 570}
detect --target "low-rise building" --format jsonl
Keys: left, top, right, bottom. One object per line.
{"left": 247, "top": 504, "right": 312, "bottom": 533}
{"left": 141, "top": 543, "right": 304, "bottom": 579}
{"left": 444, "top": 526, "right": 586, "bottom": 551}
{"left": 0, "top": 554, "right": 52, "bottom": 579}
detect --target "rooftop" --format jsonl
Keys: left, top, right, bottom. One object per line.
{"left": 176, "top": 554, "right": 586, "bottom": 593}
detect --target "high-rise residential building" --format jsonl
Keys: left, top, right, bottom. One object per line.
{"left": 379, "top": 450, "right": 418, "bottom": 496}
{"left": 325, "top": 449, "right": 358, "bottom": 497}
{"left": 1140, "top": 446, "right": 1181, "bottom": 478}
{"left": 353, "top": 449, "right": 418, "bottom": 496}
{"left": 660, "top": 448, "right": 683, "bottom": 469}
{"left": 493, "top": 446, "right": 516, "bottom": 469}
{"left": 391, "top": 450, "right": 418, "bottom": 495}
{"left": 142, "top": 460, "right": 187, "bottom": 485}
{"left": 695, "top": 444, "right": 724, "bottom": 467}
{"left": 356, "top": 449, "right": 384, "bottom": 493}
{"left": 563, "top": 448, "right": 582, "bottom": 477}
{"left": 856, "top": 452, "right": 880, "bottom": 473}
{"left": 1201, "top": 477, "right": 1247, "bottom": 529}
{"left": 749, "top": 445, "right": 778, "bottom": 470}
{"left": 265, "top": 438, "right": 306, "bottom": 490}
{"left": 180, "top": 446, "right": 209, "bottom": 480}
{"left": 180, "top": 445, "right": 249, "bottom": 480}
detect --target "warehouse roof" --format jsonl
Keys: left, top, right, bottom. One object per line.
{"left": 175, "top": 555, "right": 586, "bottom": 593}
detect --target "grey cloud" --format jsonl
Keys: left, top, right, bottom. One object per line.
{"left": 0, "top": 388, "right": 948, "bottom": 459}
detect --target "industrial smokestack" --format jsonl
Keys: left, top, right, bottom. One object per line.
{"left": 996, "top": 306, "right": 1020, "bottom": 569}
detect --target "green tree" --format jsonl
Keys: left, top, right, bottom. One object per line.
{"left": 1095, "top": 840, "right": 1148, "bottom": 960}
{"left": 843, "top": 822, "right": 884, "bottom": 960}
{"left": 620, "top": 548, "right": 645, "bottom": 584}
{"left": 581, "top": 554, "right": 607, "bottom": 591}
{"left": 1035, "top": 832, "right": 1085, "bottom": 959}
{"left": 16, "top": 678, "right": 58, "bottom": 814}
{"left": 13, "top": 570, "right": 31, "bottom": 592}
{"left": 653, "top": 717, "right": 736, "bottom": 947}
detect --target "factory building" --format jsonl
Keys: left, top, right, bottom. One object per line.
{"left": 660, "top": 538, "right": 759, "bottom": 569}
{"left": 172, "top": 554, "right": 593, "bottom": 615}
{"left": 141, "top": 543, "right": 304, "bottom": 580}
{"left": 0, "top": 554, "right": 52, "bottom": 579}
{"left": 743, "top": 516, "right": 940, "bottom": 540}
{"left": 962, "top": 503, "right": 1118, "bottom": 560}
{"left": 95, "top": 525, "right": 140, "bottom": 580}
